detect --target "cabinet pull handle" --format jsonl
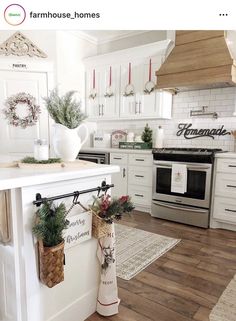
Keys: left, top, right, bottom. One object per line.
{"left": 225, "top": 208, "right": 236, "bottom": 213}
{"left": 123, "top": 168, "right": 126, "bottom": 178}
{"left": 102, "top": 104, "right": 104, "bottom": 116}
{"left": 135, "top": 175, "right": 144, "bottom": 178}
{"left": 228, "top": 165, "right": 236, "bottom": 168}
{"left": 135, "top": 102, "right": 138, "bottom": 114}
{"left": 98, "top": 104, "right": 101, "bottom": 116}
{"left": 139, "top": 101, "right": 141, "bottom": 114}
{"left": 135, "top": 158, "right": 144, "bottom": 161}
{"left": 113, "top": 157, "right": 122, "bottom": 160}
{"left": 135, "top": 193, "right": 144, "bottom": 197}
{"left": 226, "top": 184, "right": 236, "bottom": 188}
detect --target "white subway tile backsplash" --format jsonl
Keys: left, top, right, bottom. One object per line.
{"left": 96, "top": 87, "right": 236, "bottom": 152}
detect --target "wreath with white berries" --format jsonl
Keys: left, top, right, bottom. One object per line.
{"left": 3, "top": 92, "right": 41, "bottom": 129}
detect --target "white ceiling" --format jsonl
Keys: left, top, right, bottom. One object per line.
{"left": 79, "top": 30, "right": 148, "bottom": 44}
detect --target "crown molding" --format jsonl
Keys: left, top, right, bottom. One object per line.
{"left": 71, "top": 30, "right": 151, "bottom": 45}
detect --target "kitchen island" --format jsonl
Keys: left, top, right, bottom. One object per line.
{"left": 0, "top": 162, "right": 119, "bottom": 321}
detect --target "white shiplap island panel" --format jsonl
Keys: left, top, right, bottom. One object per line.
{"left": 0, "top": 163, "right": 119, "bottom": 321}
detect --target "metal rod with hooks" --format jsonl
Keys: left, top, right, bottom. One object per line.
{"left": 33, "top": 181, "right": 114, "bottom": 207}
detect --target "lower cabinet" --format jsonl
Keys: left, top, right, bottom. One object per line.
{"left": 211, "top": 156, "right": 236, "bottom": 231}
{"left": 110, "top": 152, "right": 152, "bottom": 212}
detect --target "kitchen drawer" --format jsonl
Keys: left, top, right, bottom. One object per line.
{"left": 128, "top": 166, "right": 152, "bottom": 187}
{"left": 215, "top": 172, "right": 236, "bottom": 197}
{"left": 128, "top": 154, "right": 153, "bottom": 167}
{"left": 110, "top": 153, "right": 128, "bottom": 165}
{"left": 216, "top": 158, "right": 236, "bottom": 174}
{"left": 128, "top": 185, "right": 152, "bottom": 206}
{"left": 212, "top": 196, "right": 236, "bottom": 224}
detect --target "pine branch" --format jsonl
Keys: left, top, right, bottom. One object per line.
{"left": 43, "top": 89, "right": 87, "bottom": 129}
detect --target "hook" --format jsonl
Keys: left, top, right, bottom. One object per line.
{"left": 73, "top": 192, "right": 80, "bottom": 204}
{"left": 97, "top": 186, "right": 101, "bottom": 197}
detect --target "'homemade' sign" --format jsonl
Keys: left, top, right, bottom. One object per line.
{"left": 64, "top": 211, "right": 92, "bottom": 249}
{"left": 176, "top": 123, "right": 231, "bottom": 139}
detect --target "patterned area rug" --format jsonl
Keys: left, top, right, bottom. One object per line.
{"left": 115, "top": 224, "right": 180, "bottom": 280}
{"left": 210, "top": 274, "right": 236, "bottom": 321}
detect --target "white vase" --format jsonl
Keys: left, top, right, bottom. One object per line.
{"left": 52, "top": 123, "right": 89, "bottom": 161}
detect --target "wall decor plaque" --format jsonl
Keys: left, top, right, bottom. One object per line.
{"left": 0, "top": 32, "right": 47, "bottom": 58}
{"left": 176, "top": 123, "right": 231, "bottom": 140}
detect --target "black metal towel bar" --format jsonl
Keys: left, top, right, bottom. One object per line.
{"left": 33, "top": 180, "right": 114, "bottom": 207}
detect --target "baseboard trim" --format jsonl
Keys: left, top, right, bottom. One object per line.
{"left": 47, "top": 287, "right": 98, "bottom": 321}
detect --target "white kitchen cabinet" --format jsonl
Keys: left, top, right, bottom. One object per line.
{"left": 110, "top": 151, "right": 152, "bottom": 212}
{"left": 110, "top": 153, "right": 128, "bottom": 197}
{"left": 84, "top": 41, "right": 173, "bottom": 121}
{"left": 120, "top": 60, "right": 172, "bottom": 119}
{"left": 211, "top": 155, "right": 236, "bottom": 231}
{"left": 85, "top": 65, "right": 120, "bottom": 120}
{"left": 120, "top": 62, "right": 142, "bottom": 118}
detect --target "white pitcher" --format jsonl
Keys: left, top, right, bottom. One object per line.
{"left": 52, "top": 123, "right": 89, "bottom": 162}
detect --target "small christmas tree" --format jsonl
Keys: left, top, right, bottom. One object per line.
{"left": 33, "top": 201, "right": 69, "bottom": 247}
{"left": 141, "top": 123, "right": 153, "bottom": 145}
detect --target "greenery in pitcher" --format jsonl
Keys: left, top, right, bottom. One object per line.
{"left": 43, "top": 89, "right": 87, "bottom": 129}
{"left": 32, "top": 201, "right": 69, "bottom": 247}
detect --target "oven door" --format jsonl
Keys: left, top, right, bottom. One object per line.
{"left": 152, "top": 161, "right": 212, "bottom": 208}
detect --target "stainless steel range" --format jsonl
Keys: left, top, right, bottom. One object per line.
{"left": 151, "top": 148, "right": 222, "bottom": 228}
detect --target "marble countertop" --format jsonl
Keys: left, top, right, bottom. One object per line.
{"left": 81, "top": 147, "right": 153, "bottom": 154}
{"left": 0, "top": 163, "right": 119, "bottom": 191}
{"left": 215, "top": 151, "right": 236, "bottom": 158}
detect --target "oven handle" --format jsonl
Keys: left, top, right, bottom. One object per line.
{"left": 154, "top": 163, "right": 211, "bottom": 170}
{"left": 153, "top": 201, "right": 207, "bottom": 213}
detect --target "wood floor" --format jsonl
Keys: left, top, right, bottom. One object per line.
{"left": 86, "top": 211, "right": 236, "bottom": 321}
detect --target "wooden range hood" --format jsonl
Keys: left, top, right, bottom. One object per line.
{"left": 156, "top": 30, "right": 236, "bottom": 91}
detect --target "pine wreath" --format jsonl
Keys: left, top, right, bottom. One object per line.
{"left": 3, "top": 92, "right": 41, "bottom": 129}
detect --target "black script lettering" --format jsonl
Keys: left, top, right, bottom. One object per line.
{"left": 176, "top": 123, "right": 192, "bottom": 137}
{"left": 176, "top": 123, "right": 230, "bottom": 140}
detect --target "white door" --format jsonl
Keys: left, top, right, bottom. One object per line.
{"left": 100, "top": 65, "right": 120, "bottom": 119}
{"left": 120, "top": 62, "right": 141, "bottom": 118}
{"left": 0, "top": 70, "right": 49, "bottom": 159}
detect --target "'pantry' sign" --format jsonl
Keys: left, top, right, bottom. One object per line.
{"left": 64, "top": 211, "right": 92, "bottom": 249}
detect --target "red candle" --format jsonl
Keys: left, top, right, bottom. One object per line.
{"left": 149, "top": 59, "right": 152, "bottom": 81}
{"left": 93, "top": 69, "right": 95, "bottom": 89}
{"left": 109, "top": 66, "right": 112, "bottom": 87}
{"left": 128, "top": 63, "right": 131, "bottom": 85}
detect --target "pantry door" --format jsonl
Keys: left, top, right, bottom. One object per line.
{"left": 0, "top": 70, "right": 49, "bottom": 159}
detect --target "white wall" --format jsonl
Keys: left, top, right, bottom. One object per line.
{"left": 97, "top": 31, "right": 167, "bottom": 54}
{"left": 0, "top": 30, "right": 97, "bottom": 100}
{"left": 55, "top": 31, "right": 97, "bottom": 110}
{"left": 96, "top": 87, "right": 236, "bottom": 152}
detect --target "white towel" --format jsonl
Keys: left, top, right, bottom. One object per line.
{"left": 0, "top": 190, "right": 11, "bottom": 244}
{"left": 96, "top": 223, "right": 120, "bottom": 316}
{"left": 171, "top": 164, "right": 187, "bottom": 194}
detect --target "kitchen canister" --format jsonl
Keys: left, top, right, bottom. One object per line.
{"left": 154, "top": 126, "right": 164, "bottom": 148}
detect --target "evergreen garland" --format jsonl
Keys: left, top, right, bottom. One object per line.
{"left": 43, "top": 89, "right": 87, "bottom": 129}
{"left": 91, "top": 195, "right": 135, "bottom": 224}
{"left": 32, "top": 201, "right": 69, "bottom": 247}
{"left": 22, "top": 157, "right": 61, "bottom": 164}
{"left": 141, "top": 123, "right": 153, "bottom": 144}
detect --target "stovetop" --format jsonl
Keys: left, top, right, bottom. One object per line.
{"left": 153, "top": 147, "right": 224, "bottom": 163}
